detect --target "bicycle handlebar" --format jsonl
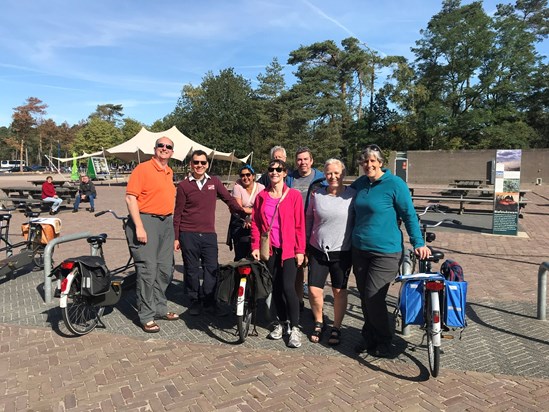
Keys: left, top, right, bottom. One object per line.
{"left": 417, "top": 204, "right": 445, "bottom": 216}
{"left": 94, "top": 210, "right": 127, "bottom": 220}
{"left": 423, "top": 218, "right": 462, "bottom": 228}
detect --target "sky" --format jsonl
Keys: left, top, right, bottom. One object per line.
{"left": 1, "top": 0, "right": 547, "bottom": 128}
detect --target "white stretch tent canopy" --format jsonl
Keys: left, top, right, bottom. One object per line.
{"left": 104, "top": 126, "right": 251, "bottom": 164}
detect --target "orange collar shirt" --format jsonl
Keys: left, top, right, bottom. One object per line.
{"left": 126, "top": 159, "right": 176, "bottom": 216}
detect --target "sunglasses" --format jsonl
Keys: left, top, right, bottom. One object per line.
{"left": 240, "top": 173, "right": 252, "bottom": 178}
{"left": 156, "top": 143, "right": 173, "bottom": 150}
{"left": 366, "top": 144, "right": 381, "bottom": 152}
{"left": 192, "top": 160, "right": 208, "bottom": 166}
{"left": 268, "top": 167, "right": 284, "bottom": 173}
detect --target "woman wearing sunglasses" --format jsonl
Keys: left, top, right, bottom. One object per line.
{"left": 227, "top": 164, "right": 265, "bottom": 260}
{"left": 351, "top": 144, "right": 430, "bottom": 358}
{"left": 251, "top": 159, "right": 306, "bottom": 348}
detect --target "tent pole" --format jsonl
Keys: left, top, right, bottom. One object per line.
{"left": 209, "top": 150, "right": 215, "bottom": 172}
{"left": 227, "top": 152, "right": 234, "bottom": 186}
{"left": 102, "top": 148, "right": 111, "bottom": 187}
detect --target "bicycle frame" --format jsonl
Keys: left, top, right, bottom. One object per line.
{"left": 0, "top": 208, "right": 49, "bottom": 279}
{"left": 236, "top": 265, "right": 252, "bottom": 317}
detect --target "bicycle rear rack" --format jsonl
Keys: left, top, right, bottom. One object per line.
{"left": 43, "top": 231, "right": 95, "bottom": 304}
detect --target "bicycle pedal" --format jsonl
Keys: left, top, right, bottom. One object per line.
{"left": 441, "top": 334, "right": 454, "bottom": 340}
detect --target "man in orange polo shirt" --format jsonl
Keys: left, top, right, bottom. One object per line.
{"left": 125, "top": 137, "right": 178, "bottom": 333}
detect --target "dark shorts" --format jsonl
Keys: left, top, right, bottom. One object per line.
{"left": 307, "top": 246, "right": 351, "bottom": 290}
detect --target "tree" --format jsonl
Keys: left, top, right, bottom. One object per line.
{"left": 412, "top": 0, "right": 494, "bottom": 148}
{"left": 168, "top": 68, "right": 257, "bottom": 159}
{"left": 121, "top": 118, "right": 144, "bottom": 141}
{"left": 10, "top": 97, "right": 48, "bottom": 169}
{"left": 89, "top": 104, "right": 124, "bottom": 125}
{"left": 37, "top": 119, "right": 59, "bottom": 165}
{"left": 72, "top": 117, "right": 123, "bottom": 154}
{"left": 253, "top": 58, "right": 291, "bottom": 169}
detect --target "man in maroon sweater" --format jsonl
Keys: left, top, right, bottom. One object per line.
{"left": 173, "top": 150, "right": 244, "bottom": 316}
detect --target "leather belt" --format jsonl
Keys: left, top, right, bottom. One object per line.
{"left": 140, "top": 212, "right": 172, "bottom": 221}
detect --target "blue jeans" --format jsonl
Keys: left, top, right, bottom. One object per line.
{"left": 43, "top": 197, "right": 63, "bottom": 212}
{"left": 73, "top": 194, "right": 95, "bottom": 210}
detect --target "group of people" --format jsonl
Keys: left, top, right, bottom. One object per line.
{"left": 124, "top": 137, "right": 429, "bottom": 358}
{"left": 41, "top": 174, "right": 97, "bottom": 215}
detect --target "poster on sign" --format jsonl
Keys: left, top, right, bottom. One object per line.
{"left": 492, "top": 149, "right": 521, "bottom": 236}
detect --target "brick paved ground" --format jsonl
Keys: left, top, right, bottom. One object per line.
{"left": 0, "top": 175, "right": 548, "bottom": 411}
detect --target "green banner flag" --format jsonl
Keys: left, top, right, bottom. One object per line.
{"left": 71, "top": 154, "right": 79, "bottom": 181}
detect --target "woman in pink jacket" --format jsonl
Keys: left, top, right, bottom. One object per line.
{"left": 251, "top": 159, "right": 306, "bottom": 348}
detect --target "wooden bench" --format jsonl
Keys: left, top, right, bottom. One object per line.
{"left": 412, "top": 195, "right": 529, "bottom": 215}
{"left": 412, "top": 195, "right": 494, "bottom": 214}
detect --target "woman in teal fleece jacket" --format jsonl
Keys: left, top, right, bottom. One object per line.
{"left": 351, "top": 145, "right": 430, "bottom": 358}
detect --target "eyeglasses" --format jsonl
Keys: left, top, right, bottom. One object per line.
{"left": 156, "top": 143, "right": 173, "bottom": 150}
{"left": 366, "top": 144, "right": 381, "bottom": 152}
{"left": 268, "top": 167, "right": 284, "bottom": 173}
{"left": 240, "top": 173, "right": 252, "bottom": 178}
{"left": 192, "top": 160, "right": 208, "bottom": 166}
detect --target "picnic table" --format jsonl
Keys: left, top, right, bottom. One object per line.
{"left": 411, "top": 186, "right": 530, "bottom": 215}
{"left": 28, "top": 180, "right": 74, "bottom": 187}
{"left": 449, "top": 179, "right": 485, "bottom": 188}
{"left": 0, "top": 186, "right": 78, "bottom": 204}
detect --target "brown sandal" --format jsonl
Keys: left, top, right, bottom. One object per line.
{"left": 155, "top": 312, "right": 179, "bottom": 321}
{"left": 142, "top": 321, "right": 160, "bottom": 333}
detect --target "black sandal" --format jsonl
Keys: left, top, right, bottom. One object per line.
{"left": 328, "top": 327, "right": 341, "bottom": 346}
{"left": 309, "top": 322, "right": 325, "bottom": 343}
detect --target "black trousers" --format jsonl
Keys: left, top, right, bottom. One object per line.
{"left": 352, "top": 248, "right": 401, "bottom": 346}
{"left": 180, "top": 232, "right": 218, "bottom": 306}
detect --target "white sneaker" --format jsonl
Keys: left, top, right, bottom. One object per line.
{"left": 288, "top": 327, "right": 302, "bottom": 348}
{"left": 268, "top": 323, "right": 283, "bottom": 340}
{"left": 283, "top": 321, "right": 291, "bottom": 336}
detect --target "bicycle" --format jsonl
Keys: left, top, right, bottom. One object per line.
{"left": 395, "top": 204, "right": 462, "bottom": 377}
{"left": 0, "top": 206, "right": 58, "bottom": 280}
{"left": 51, "top": 210, "right": 135, "bottom": 336}
{"left": 217, "top": 258, "right": 272, "bottom": 343}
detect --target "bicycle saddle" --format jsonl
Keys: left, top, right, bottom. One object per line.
{"left": 426, "top": 247, "right": 444, "bottom": 262}
{"left": 87, "top": 234, "right": 108, "bottom": 244}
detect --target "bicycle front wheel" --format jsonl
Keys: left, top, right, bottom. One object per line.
{"left": 62, "top": 269, "right": 104, "bottom": 335}
{"left": 425, "top": 292, "right": 440, "bottom": 377}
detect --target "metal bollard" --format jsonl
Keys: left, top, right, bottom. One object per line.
{"left": 43, "top": 231, "right": 92, "bottom": 304}
{"left": 537, "top": 261, "right": 549, "bottom": 320}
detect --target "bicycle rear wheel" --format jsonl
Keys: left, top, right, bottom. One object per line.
{"left": 62, "top": 268, "right": 104, "bottom": 335}
{"left": 237, "top": 299, "right": 253, "bottom": 343}
{"left": 425, "top": 292, "right": 440, "bottom": 377}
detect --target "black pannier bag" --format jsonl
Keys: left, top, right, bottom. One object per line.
{"left": 216, "top": 259, "right": 272, "bottom": 303}
{"left": 75, "top": 256, "right": 111, "bottom": 296}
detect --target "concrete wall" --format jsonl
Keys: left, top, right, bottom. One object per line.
{"left": 396, "top": 149, "right": 549, "bottom": 186}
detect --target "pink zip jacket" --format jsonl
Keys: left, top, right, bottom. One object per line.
{"left": 251, "top": 185, "right": 306, "bottom": 262}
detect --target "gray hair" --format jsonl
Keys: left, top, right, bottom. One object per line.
{"left": 358, "top": 144, "right": 384, "bottom": 165}
{"left": 155, "top": 137, "right": 174, "bottom": 148}
{"left": 270, "top": 146, "right": 286, "bottom": 159}
{"left": 324, "top": 158, "right": 346, "bottom": 177}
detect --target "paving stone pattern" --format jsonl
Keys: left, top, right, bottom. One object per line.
{"left": 0, "top": 177, "right": 548, "bottom": 410}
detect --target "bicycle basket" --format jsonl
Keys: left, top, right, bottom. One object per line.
{"left": 21, "top": 218, "right": 62, "bottom": 245}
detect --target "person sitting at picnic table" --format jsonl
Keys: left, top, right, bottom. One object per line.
{"left": 41, "top": 175, "right": 63, "bottom": 215}
{"left": 72, "top": 175, "right": 97, "bottom": 213}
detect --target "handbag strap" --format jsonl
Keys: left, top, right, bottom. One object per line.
{"left": 266, "top": 188, "right": 290, "bottom": 232}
